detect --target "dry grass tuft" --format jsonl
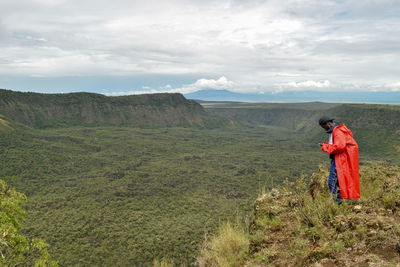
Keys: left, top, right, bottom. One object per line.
{"left": 197, "top": 221, "right": 249, "bottom": 267}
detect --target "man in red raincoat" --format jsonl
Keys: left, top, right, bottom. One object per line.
{"left": 319, "top": 117, "right": 360, "bottom": 203}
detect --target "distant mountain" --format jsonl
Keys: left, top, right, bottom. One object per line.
{"left": 0, "top": 89, "right": 228, "bottom": 128}
{"left": 185, "top": 89, "right": 400, "bottom": 104}
{"left": 185, "top": 89, "right": 250, "bottom": 101}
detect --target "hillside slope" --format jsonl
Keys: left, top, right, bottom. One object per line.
{"left": 206, "top": 106, "right": 319, "bottom": 131}
{"left": 204, "top": 102, "right": 399, "bottom": 131}
{"left": 198, "top": 162, "right": 400, "bottom": 266}
{"left": 0, "top": 114, "right": 30, "bottom": 136}
{"left": 203, "top": 102, "right": 342, "bottom": 131}
{"left": 0, "top": 89, "right": 227, "bottom": 128}
{"left": 205, "top": 103, "right": 400, "bottom": 163}
{"left": 0, "top": 114, "right": 12, "bottom": 131}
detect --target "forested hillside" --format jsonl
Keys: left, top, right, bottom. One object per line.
{"left": 205, "top": 102, "right": 400, "bottom": 164}
{"left": 0, "top": 89, "right": 227, "bottom": 128}
{"left": 203, "top": 102, "right": 340, "bottom": 131}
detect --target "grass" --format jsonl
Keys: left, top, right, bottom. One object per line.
{"left": 197, "top": 221, "right": 249, "bottom": 267}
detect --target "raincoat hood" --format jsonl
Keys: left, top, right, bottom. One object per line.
{"left": 334, "top": 124, "right": 353, "bottom": 136}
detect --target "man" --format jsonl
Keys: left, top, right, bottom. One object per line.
{"left": 318, "top": 116, "right": 360, "bottom": 203}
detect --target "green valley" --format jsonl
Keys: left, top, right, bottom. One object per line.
{"left": 0, "top": 90, "right": 399, "bottom": 266}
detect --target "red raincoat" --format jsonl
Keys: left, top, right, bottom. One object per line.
{"left": 321, "top": 124, "right": 360, "bottom": 200}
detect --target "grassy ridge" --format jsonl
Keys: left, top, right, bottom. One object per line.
{"left": 198, "top": 162, "right": 400, "bottom": 266}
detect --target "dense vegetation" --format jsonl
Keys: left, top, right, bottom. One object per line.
{"left": 0, "top": 92, "right": 399, "bottom": 266}
{"left": 0, "top": 89, "right": 227, "bottom": 128}
{"left": 0, "top": 119, "right": 325, "bottom": 266}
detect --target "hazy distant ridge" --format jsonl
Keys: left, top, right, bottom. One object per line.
{"left": 185, "top": 89, "right": 400, "bottom": 104}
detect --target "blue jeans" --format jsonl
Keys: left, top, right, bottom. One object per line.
{"left": 328, "top": 158, "right": 342, "bottom": 204}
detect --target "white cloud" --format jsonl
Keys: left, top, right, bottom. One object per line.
{"left": 176, "top": 76, "right": 235, "bottom": 93}
{"left": 106, "top": 77, "right": 400, "bottom": 96}
{"left": 106, "top": 76, "right": 235, "bottom": 95}
{"left": 287, "top": 80, "right": 331, "bottom": 88}
{"left": 384, "top": 81, "right": 400, "bottom": 91}
{"left": 1, "top": 0, "right": 400, "bottom": 92}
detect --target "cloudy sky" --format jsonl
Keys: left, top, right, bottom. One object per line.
{"left": 1, "top": 0, "right": 400, "bottom": 95}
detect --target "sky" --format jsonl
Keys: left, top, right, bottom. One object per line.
{"left": 1, "top": 0, "right": 400, "bottom": 95}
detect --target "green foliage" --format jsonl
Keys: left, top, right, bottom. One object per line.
{"left": 1, "top": 124, "right": 324, "bottom": 266}
{"left": 0, "top": 179, "right": 57, "bottom": 266}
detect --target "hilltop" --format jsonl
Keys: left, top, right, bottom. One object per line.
{"left": 197, "top": 162, "right": 400, "bottom": 266}
{"left": 0, "top": 89, "right": 228, "bottom": 128}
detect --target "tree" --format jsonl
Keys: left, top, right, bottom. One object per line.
{"left": 0, "top": 179, "right": 58, "bottom": 266}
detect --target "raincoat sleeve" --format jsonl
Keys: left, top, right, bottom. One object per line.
{"left": 321, "top": 130, "right": 346, "bottom": 154}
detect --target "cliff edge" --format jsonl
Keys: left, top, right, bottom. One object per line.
{"left": 197, "top": 162, "right": 400, "bottom": 267}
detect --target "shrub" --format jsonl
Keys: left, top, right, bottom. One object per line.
{"left": 0, "top": 179, "right": 58, "bottom": 266}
